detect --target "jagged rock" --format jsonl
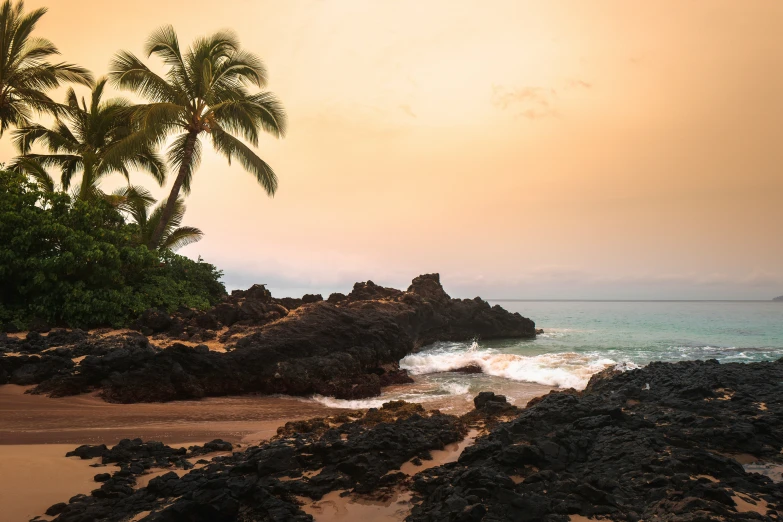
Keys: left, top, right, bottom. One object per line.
{"left": 207, "top": 302, "right": 241, "bottom": 327}
{"left": 410, "top": 359, "right": 783, "bottom": 521}
{"left": 347, "top": 280, "right": 403, "bottom": 301}
{"left": 408, "top": 273, "right": 451, "bottom": 302}
{"left": 274, "top": 297, "right": 303, "bottom": 310}
{"left": 8, "top": 274, "right": 535, "bottom": 403}
{"left": 132, "top": 309, "right": 172, "bottom": 334}
{"left": 301, "top": 293, "right": 323, "bottom": 304}
{"left": 41, "top": 360, "right": 783, "bottom": 521}
{"left": 327, "top": 292, "right": 347, "bottom": 304}
{"left": 45, "top": 503, "right": 67, "bottom": 516}
{"left": 46, "top": 402, "right": 465, "bottom": 522}
{"left": 474, "top": 391, "right": 508, "bottom": 409}
{"left": 0, "top": 354, "right": 74, "bottom": 385}
{"left": 452, "top": 364, "right": 483, "bottom": 374}
{"left": 66, "top": 444, "right": 108, "bottom": 460}
{"left": 244, "top": 284, "right": 272, "bottom": 302}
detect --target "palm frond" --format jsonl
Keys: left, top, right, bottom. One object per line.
{"left": 109, "top": 51, "right": 181, "bottom": 103}
{"left": 161, "top": 226, "right": 203, "bottom": 251}
{"left": 0, "top": 0, "right": 92, "bottom": 133}
{"left": 111, "top": 184, "right": 155, "bottom": 215}
{"left": 10, "top": 156, "right": 56, "bottom": 192}
{"left": 145, "top": 25, "right": 186, "bottom": 70}
{"left": 211, "top": 126, "right": 277, "bottom": 195}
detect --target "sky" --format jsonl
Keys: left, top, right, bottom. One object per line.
{"left": 4, "top": 0, "right": 783, "bottom": 299}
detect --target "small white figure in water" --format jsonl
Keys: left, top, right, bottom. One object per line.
{"left": 468, "top": 340, "right": 479, "bottom": 352}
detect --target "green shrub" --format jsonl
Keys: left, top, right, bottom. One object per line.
{"left": 0, "top": 170, "right": 225, "bottom": 330}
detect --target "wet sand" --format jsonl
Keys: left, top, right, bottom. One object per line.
{"left": 0, "top": 380, "right": 552, "bottom": 521}
{"left": 0, "top": 385, "right": 339, "bottom": 445}
{"left": 399, "top": 429, "right": 479, "bottom": 475}
{"left": 297, "top": 429, "right": 481, "bottom": 521}
{"left": 301, "top": 489, "right": 413, "bottom": 521}
{"left": 0, "top": 385, "right": 342, "bottom": 521}
{"left": 731, "top": 492, "right": 770, "bottom": 514}
{"left": 0, "top": 444, "right": 108, "bottom": 522}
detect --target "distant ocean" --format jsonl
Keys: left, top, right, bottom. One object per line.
{"left": 309, "top": 301, "right": 783, "bottom": 411}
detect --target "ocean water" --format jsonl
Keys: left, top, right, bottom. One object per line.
{"left": 310, "top": 301, "right": 783, "bottom": 411}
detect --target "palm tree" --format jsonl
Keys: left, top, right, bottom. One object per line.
{"left": 109, "top": 26, "right": 286, "bottom": 248}
{"left": 0, "top": 0, "right": 93, "bottom": 135}
{"left": 126, "top": 192, "right": 203, "bottom": 251}
{"left": 11, "top": 78, "right": 166, "bottom": 200}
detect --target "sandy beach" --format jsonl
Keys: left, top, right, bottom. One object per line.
{"left": 0, "top": 385, "right": 342, "bottom": 521}
{"left": 0, "top": 378, "right": 554, "bottom": 521}
{"left": 0, "top": 385, "right": 341, "bottom": 446}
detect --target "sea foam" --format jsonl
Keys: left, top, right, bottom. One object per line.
{"left": 400, "top": 349, "right": 615, "bottom": 390}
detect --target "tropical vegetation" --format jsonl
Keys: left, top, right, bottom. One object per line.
{"left": 0, "top": 1, "right": 286, "bottom": 330}
{"left": 0, "top": 171, "right": 225, "bottom": 330}
{"left": 126, "top": 194, "right": 204, "bottom": 251}
{"left": 0, "top": 0, "right": 93, "bottom": 134}
{"left": 10, "top": 78, "right": 166, "bottom": 200}
{"left": 110, "top": 26, "right": 286, "bottom": 248}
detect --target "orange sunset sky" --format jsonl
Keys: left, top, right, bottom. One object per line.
{"left": 4, "top": 0, "right": 782, "bottom": 299}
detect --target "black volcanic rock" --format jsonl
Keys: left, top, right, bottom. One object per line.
{"left": 274, "top": 297, "right": 303, "bottom": 310}
{"left": 39, "top": 360, "right": 783, "bottom": 521}
{"left": 408, "top": 273, "right": 451, "bottom": 303}
{"left": 327, "top": 292, "right": 347, "bottom": 303}
{"left": 301, "top": 293, "right": 323, "bottom": 304}
{"left": 409, "top": 359, "right": 783, "bottom": 521}
{"left": 348, "top": 280, "right": 403, "bottom": 301}
{"left": 6, "top": 274, "right": 535, "bottom": 403}
{"left": 46, "top": 402, "right": 465, "bottom": 522}
{"left": 245, "top": 284, "right": 272, "bottom": 302}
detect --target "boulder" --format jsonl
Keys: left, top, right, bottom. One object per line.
{"left": 407, "top": 273, "right": 451, "bottom": 302}
{"left": 133, "top": 309, "right": 172, "bottom": 334}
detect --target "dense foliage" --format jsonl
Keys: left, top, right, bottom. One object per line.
{"left": 0, "top": 170, "right": 225, "bottom": 330}
{"left": 0, "top": 2, "right": 283, "bottom": 332}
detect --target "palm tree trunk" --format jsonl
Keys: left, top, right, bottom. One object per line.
{"left": 148, "top": 131, "right": 199, "bottom": 249}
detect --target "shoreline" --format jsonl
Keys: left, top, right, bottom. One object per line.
{"left": 0, "top": 376, "right": 553, "bottom": 521}
{"left": 0, "top": 378, "right": 557, "bottom": 446}
{"left": 1, "top": 358, "right": 782, "bottom": 520}
{"left": 0, "top": 385, "right": 343, "bottom": 446}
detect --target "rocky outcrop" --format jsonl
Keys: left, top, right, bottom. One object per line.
{"left": 39, "top": 359, "right": 783, "bottom": 521}
{"left": 0, "top": 274, "right": 535, "bottom": 403}
{"left": 410, "top": 359, "right": 783, "bottom": 521}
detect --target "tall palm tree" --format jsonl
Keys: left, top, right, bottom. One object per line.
{"left": 109, "top": 26, "right": 286, "bottom": 248}
{"left": 0, "top": 0, "right": 93, "bottom": 135}
{"left": 11, "top": 77, "right": 166, "bottom": 200}
{"left": 126, "top": 192, "right": 203, "bottom": 251}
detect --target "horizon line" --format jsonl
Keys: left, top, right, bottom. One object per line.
{"left": 486, "top": 299, "right": 778, "bottom": 303}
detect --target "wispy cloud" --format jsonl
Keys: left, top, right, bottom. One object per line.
{"left": 564, "top": 78, "right": 592, "bottom": 90}
{"left": 491, "top": 85, "right": 558, "bottom": 119}
{"left": 491, "top": 78, "right": 592, "bottom": 120}
{"left": 399, "top": 104, "right": 417, "bottom": 118}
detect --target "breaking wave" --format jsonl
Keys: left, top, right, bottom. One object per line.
{"left": 400, "top": 348, "right": 616, "bottom": 390}
{"left": 308, "top": 380, "right": 472, "bottom": 409}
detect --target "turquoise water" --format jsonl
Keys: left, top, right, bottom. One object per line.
{"left": 311, "top": 301, "right": 783, "bottom": 410}
{"left": 495, "top": 300, "right": 783, "bottom": 364}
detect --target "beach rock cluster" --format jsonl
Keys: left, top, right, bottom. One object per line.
{"left": 38, "top": 359, "right": 783, "bottom": 521}
{"left": 409, "top": 359, "right": 783, "bottom": 521}
{"left": 44, "top": 401, "right": 467, "bottom": 522}
{"left": 0, "top": 274, "right": 536, "bottom": 402}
